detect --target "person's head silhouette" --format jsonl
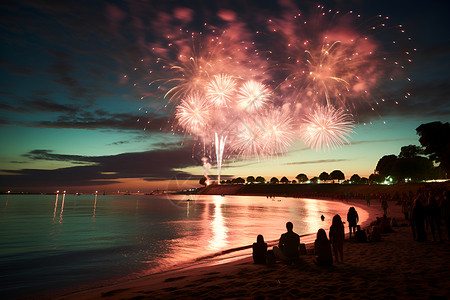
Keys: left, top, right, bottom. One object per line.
{"left": 286, "top": 221, "right": 293, "bottom": 232}
{"left": 257, "top": 234, "right": 264, "bottom": 244}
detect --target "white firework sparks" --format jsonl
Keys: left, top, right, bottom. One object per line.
{"left": 175, "top": 93, "right": 211, "bottom": 135}
{"left": 236, "top": 80, "right": 271, "bottom": 112}
{"left": 300, "top": 105, "right": 355, "bottom": 151}
{"left": 205, "top": 74, "right": 237, "bottom": 107}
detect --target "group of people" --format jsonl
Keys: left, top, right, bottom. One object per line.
{"left": 406, "top": 189, "right": 450, "bottom": 242}
{"left": 252, "top": 205, "right": 386, "bottom": 267}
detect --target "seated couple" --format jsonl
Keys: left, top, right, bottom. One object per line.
{"left": 253, "top": 222, "right": 301, "bottom": 264}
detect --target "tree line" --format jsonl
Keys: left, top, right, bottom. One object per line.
{"left": 200, "top": 121, "right": 449, "bottom": 186}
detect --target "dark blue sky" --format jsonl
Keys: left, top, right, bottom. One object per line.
{"left": 0, "top": 0, "right": 449, "bottom": 193}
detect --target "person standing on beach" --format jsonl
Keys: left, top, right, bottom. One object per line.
{"left": 440, "top": 191, "right": 450, "bottom": 241}
{"left": 273, "top": 222, "right": 300, "bottom": 263}
{"left": 426, "top": 196, "right": 442, "bottom": 242}
{"left": 381, "top": 197, "right": 389, "bottom": 216}
{"left": 347, "top": 207, "right": 359, "bottom": 239}
{"left": 411, "top": 196, "right": 427, "bottom": 242}
{"left": 329, "top": 214, "right": 345, "bottom": 263}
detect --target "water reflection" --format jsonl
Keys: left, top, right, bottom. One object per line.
{"left": 208, "top": 195, "right": 228, "bottom": 250}
{"left": 93, "top": 191, "right": 98, "bottom": 220}
{"left": 59, "top": 191, "right": 66, "bottom": 224}
{"left": 53, "top": 190, "right": 59, "bottom": 218}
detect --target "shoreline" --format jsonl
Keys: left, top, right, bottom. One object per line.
{"left": 59, "top": 198, "right": 389, "bottom": 299}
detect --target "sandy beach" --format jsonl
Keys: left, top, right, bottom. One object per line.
{"left": 60, "top": 198, "right": 450, "bottom": 300}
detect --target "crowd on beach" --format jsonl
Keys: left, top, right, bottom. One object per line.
{"left": 252, "top": 186, "right": 450, "bottom": 267}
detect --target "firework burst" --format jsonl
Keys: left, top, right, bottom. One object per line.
{"left": 205, "top": 74, "right": 237, "bottom": 107}
{"left": 236, "top": 80, "right": 272, "bottom": 112}
{"left": 175, "top": 93, "right": 211, "bottom": 136}
{"left": 300, "top": 105, "right": 355, "bottom": 151}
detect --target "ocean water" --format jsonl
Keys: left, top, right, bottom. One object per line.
{"left": 0, "top": 194, "right": 367, "bottom": 298}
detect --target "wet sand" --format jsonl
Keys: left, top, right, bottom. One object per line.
{"left": 60, "top": 199, "right": 450, "bottom": 299}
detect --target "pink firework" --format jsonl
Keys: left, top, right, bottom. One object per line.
{"left": 300, "top": 105, "right": 355, "bottom": 151}
{"left": 231, "top": 118, "right": 265, "bottom": 158}
{"left": 205, "top": 74, "right": 237, "bottom": 107}
{"left": 175, "top": 93, "right": 211, "bottom": 136}
{"left": 231, "top": 108, "right": 296, "bottom": 158}
{"left": 261, "top": 109, "right": 296, "bottom": 155}
{"left": 236, "top": 80, "right": 271, "bottom": 112}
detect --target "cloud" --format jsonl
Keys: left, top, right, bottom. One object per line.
{"left": 284, "top": 159, "right": 350, "bottom": 166}
{"left": 1, "top": 147, "right": 199, "bottom": 191}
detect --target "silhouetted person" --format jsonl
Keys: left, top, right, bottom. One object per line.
{"left": 329, "top": 214, "right": 345, "bottom": 263}
{"left": 273, "top": 221, "right": 300, "bottom": 263}
{"left": 411, "top": 196, "right": 427, "bottom": 242}
{"left": 313, "top": 229, "right": 333, "bottom": 266}
{"left": 427, "top": 196, "right": 442, "bottom": 242}
{"left": 355, "top": 225, "right": 367, "bottom": 243}
{"left": 347, "top": 207, "right": 359, "bottom": 239}
{"left": 321, "top": 214, "right": 325, "bottom": 221}
{"left": 252, "top": 234, "right": 268, "bottom": 264}
{"left": 368, "top": 226, "right": 381, "bottom": 242}
{"left": 382, "top": 198, "right": 389, "bottom": 216}
{"left": 441, "top": 191, "right": 450, "bottom": 241}
{"left": 379, "top": 214, "right": 394, "bottom": 233}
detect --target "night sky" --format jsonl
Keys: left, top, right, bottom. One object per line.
{"left": 1, "top": 0, "right": 449, "bottom": 193}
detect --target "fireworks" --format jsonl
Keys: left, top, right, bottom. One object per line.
{"left": 300, "top": 105, "right": 355, "bottom": 151}
{"left": 236, "top": 80, "right": 272, "bottom": 112}
{"left": 206, "top": 74, "right": 237, "bottom": 107}
{"left": 134, "top": 2, "right": 412, "bottom": 169}
{"left": 175, "top": 93, "right": 211, "bottom": 136}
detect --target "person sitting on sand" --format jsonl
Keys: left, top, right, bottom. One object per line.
{"left": 329, "top": 215, "right": 345, "bottom": 263}
{"left": 252, "top": 235, "right": 268, "bottom": 264}
{"left": 368, "top": 226, "right": 381, "bottom": 242}
{"left": 355, "top": 225, "right": 367, "bottom": 243}
{"left": 347, "top": 207, "right": 359, "bottom": 239}
{"left": 313, "top": 229, "right": 333, "bottom": 266}
{"left": 378, "top": 214, "right": 394, "bottom": 233}
{"left": 273, "top": 221, "right": 300, "bottom": 263}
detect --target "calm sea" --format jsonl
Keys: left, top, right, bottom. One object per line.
{"left": 0, "top": 194, "right": 367, "bottom": 298}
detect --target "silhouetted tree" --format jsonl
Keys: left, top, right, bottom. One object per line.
{"left": 291, "top": 179, "right": 297, "bottom": 184}
{"left": 330, "top": 170, "right": 345, "bottom": 182}
{"left": 375, "top": 155, "right": 397, "bottom": 179}
{"left": 319, "top": 172, "right": 330, "bottom": 182}
{"left": 416, "top": 121, "right": 450, "bottom": 178}
{"left": 310, "top": 176, "right": 319, "bottom": 184}
{"left": 369, "top": 173, "right": 383, "bottom": 184}
{"left": 233, "top": 177, "right": 245, "bottom": 184}
{"left": 399, "top": 145, "right": 424, "bottom": 158}
{"left": 360, "top": 177, "right": 369, "bottom": 184}
{"left": 270, "top": 177, "right": 279, "bottom": 184}
{"left": 199, "top": 176, "right": 207, "bottom": 186}
{"left": 350, "top": 174, "right": 361, "bottom": 184}
{"left": 247, "top": 176, "right": 255, "bottom": 183}
{"left": 255, "top": 176, "right": 266, "bottom": 183}
{"left": 296, "top": 173, "right": 308, "bottom": 183}
{"left": 280, "top": 176, "right": 290, "bottom": 184}
{"left": 392, "top": 156, "right": 434, "bottom": 182}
